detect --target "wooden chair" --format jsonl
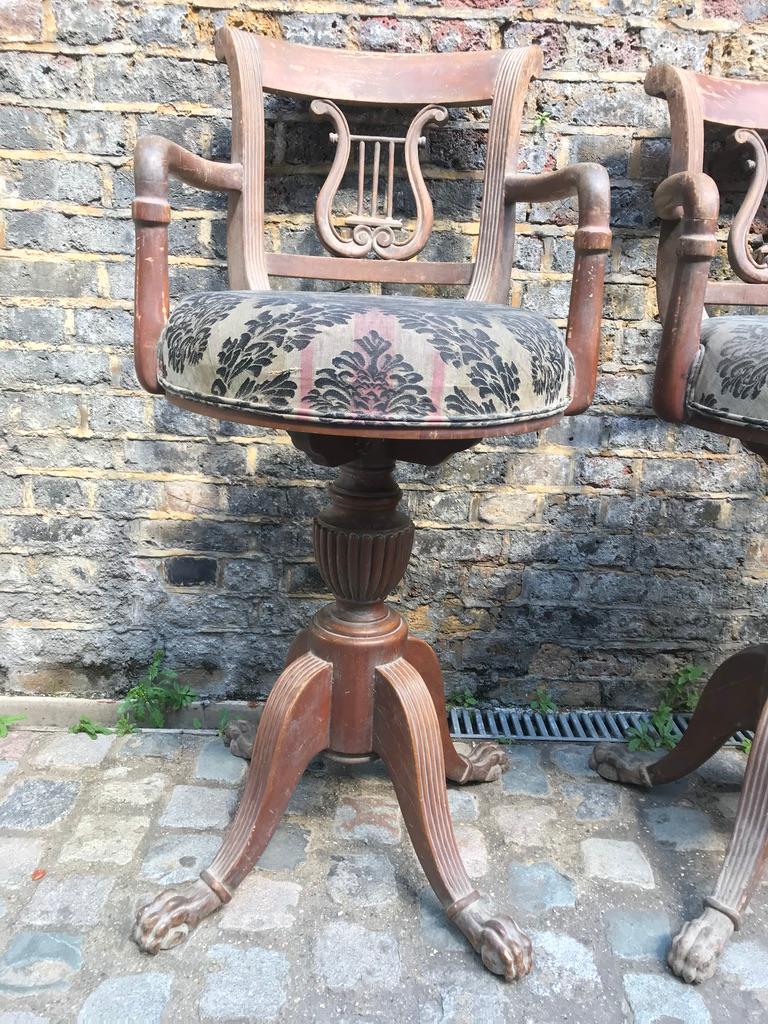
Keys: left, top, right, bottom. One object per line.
{"left": 591, "top": 64, "right": 768, "bottom": 984}
{"left": 131, "top": 29, "right": 611, "bottom": 980}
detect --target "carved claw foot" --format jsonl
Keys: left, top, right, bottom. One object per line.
{"left": 451, "top": 897, "right": 533, "bottom": 981}
{"left": 455, "top": 741, "right": 508, "bottom": 784}
{"left": 133, "top": 878, "right": 222, "bottom": 954}
{"left": 223, "top": 716, "right": 260, "bottom": 761}
{"left": 589, "top": 741, "right": 653, "bottom": 788}
{"left": 667, "top": 907, "right": 735, "bottom": 984}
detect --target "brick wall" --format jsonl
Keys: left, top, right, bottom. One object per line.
{"left": 0, "top": 1, "right": 767, "bottom": 708}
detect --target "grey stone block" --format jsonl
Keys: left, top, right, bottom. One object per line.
{"left": 199, "top": 945, "right": 288, "bottom": 1021}
{"left": 77, "top": 974, "right": 172, "bottom": 1024}
{"left": 0, "top": 932, "right": 81, "bottom": 994}
{"left": 0, "top": 779, "right": 79, "bottom": 829}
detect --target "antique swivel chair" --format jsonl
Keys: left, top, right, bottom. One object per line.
{"left": 131, "top": 29, "right": 611, "bottom": 980}
{"left": 591, "top": 64, "right": 768, "bottom": 983}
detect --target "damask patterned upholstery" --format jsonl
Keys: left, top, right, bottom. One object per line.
{"left": 686, "top": 316, "right": 768, "bottom": 431}
{"left": 157, "top": 291, "right": 574, "bottom": 430}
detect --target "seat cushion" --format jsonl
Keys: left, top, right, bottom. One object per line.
{"left": 157, "top": 291, "right": 574, "bottom": 430}
{"left": 686, "top": 316, "right": 768, "bottom": 430}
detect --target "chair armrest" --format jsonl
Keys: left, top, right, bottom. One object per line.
{"left": 132, "top": 136, "right": 243, "bottom": 393}
{"left": 651, "top": 171, "right": 719, "bottom": 423}
{"left": 506, "top": 163, "right": 611, "bottom": 414}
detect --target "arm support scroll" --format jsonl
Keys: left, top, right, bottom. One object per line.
{"left": 651, "top": 171, "right": 719, "bottom": 423}
{"left": 132, "top": 136, "right": 243, "bottom": 393}
{"left": 505, "top": 163, "right": 612, "bottom": 414}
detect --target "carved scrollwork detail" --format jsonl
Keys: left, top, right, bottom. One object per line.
{"left": 311, "top": 98, "right": 448, "bottom": 260}
{"left": 727, "top": 127, "right": 768, "bottom": 283}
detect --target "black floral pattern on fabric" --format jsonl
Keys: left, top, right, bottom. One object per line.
{"left": 302, "top": 331, "right": 436, "bottom": 420}
{"left": 716, "top": 322, "right": 768, "bottom": 401}
{"left": 158, "top": 290, "right": 574, "bottom": 428}
{"left": 165, "top": 293, "right": 243, "bottom": 373}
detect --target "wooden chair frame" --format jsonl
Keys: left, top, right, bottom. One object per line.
{"left": 592, "top": 65, "right": 768, "bottom": 986}
{"left": 130, "top": 28, "right": 612, "bottom": 982}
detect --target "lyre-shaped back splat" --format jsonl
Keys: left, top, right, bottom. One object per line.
{"left": 726, "top": 128, "right": 768, "bottom": 284}
{"left": 311, "top": 99, "right": 448, "bottom": 260}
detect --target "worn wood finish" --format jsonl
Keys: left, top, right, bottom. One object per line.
{"left": 645, "top": 64, "right": 768, "bottom": 433}
{"left": 130, "top": 31, "right": 612, "bottom": 979}
{"left": 132, "top": 448, "right": 526, "bottom": 977}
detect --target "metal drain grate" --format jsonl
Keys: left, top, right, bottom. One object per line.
{"left": 448, "top": 706, "right": 753, "bottom": 748}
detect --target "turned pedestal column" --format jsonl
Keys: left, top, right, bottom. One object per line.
{"left": 133, "top": 449, "right": 531, "bottom": 981}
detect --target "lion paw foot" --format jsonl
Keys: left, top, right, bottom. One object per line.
{"left": 589, "top": 741, "right": 653, "bottom": 788}
{"left": 133, "top": 879, "right": 221, "bottom": 954}
{"left": 451, "top": 898, "right": 533, "bottom": 981}
{"left": 454, "top": 741, "right": 508, "bottom": 784}
{"left": 223, "top": 717, "right": 260, "bottom": 761}
{"left": 668, "top": 908, "right": 735, "bottom": 984}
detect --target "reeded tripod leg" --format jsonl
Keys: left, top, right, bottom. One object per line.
{"left": 405, "top": 637, "right": 507, "bottom": 783}
{"left": 374, "top": 658, "right": 532, "bottom": 981}
{"left": 224, "top": 629, "right": 312, "bottom": 761}
{"left": 134, "top": 652, "right": 332, "bottom": 953}
{"left": 669, "top": 694, "right": 768, "bottom": 983}
{"left": 590, "top": 647, "right": 768, "bottom": 788}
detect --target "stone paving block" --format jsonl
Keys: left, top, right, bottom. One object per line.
{"left": 643, "top": 805, "right": 727, "bottom": 851}
{"left": 77, "top": 973, "right": 172, "bottom": 1024}
{"left": 0, "top": 734, "right": 34, "bottom": 760}
{"left": 501, "top": 746, "right": 551, "bottom": 797}
{"left": 0, "top": 1013, "right": 49, "bottom": 1024}
{"left": 199, "top": 945, "right": 288, "bottom": 1021}
{"left": 314, "top": 920, "right": 400, "bottom": 990}
{"left": 447, "top": 788, "right": 479, "bottom": 822}
{"left": 19, "top": 875, "right": 115, "bottom": 930}
{"left": 327, "top": 852, "right": 396, "bottom": 907}
{"left": 529, "top": 930, "right": 602, "bottom": 998}
{"left": 0, "top": 932, "right": 81, "bottom": 995}
{"left": 59, "top": 814, "right": 148, "bottom": 866}
{"left": 716, "top": 792, "right": 740, "bottom": 820}
{"left": 493, "top": 804, "right": 557, "bottom": 846}
{"left": 604, "top": 908, "right": 671, "bottom": 959}
{"left": 0, "top": 897, "right": 5, "bottom": 920}
{"left": 549, "top": 747, "right": 594, "bottom": 780}
{"left": 0, "top": 837, "right": 44, "bottom": 888}
{"left": 455, "top": 824, "right": 488, "bottom": 878}
{"left": 334, "top": 794, "right": 401, "bottom": 846}
{"left": 419, "top": 889, "right": 466, "bottom": 952}
{"left": 0, "top": 761, "right": 16, "bottom": 783}
{"left": 34, "top": 733, "right": 114, "bottom": 768}
{"left": 581, "top": 838, "right": 655, "bottom": 889}
{"left": 258, "top": 822, "right": 309, "bottom": 871}
{"left": 219, "top": 875, "right": 301, "bottom": 931}
{"left": 286, "top": 775, "right": 327, "bottom": 817}
{"left": 696, "top": 750, "right": 746, "bottom": 788}
{"left": 721, "top": 939, "right": 768, "bottom": 991}
{"left": 507, "top": 861, "right": 576, "bottom": 912}
{"left": 561, "top": 781, "right": 621, "bottom": 821}
{"left": 623, "top": 971, "right": 711, "bottom": 1024}
{"left": 160, "top": 785, "right": 236, "bottom": 830}
{"left": 0, "top": 779, "right": 79, "bottom": 830}
{"left": 195, "top": 738, "right": 246, "bottom": 784}
{"left": 93, "top": 772, "right": 167, "bottom": 807}
{"left": 122, "top": 733, "right": 185, "bottom": 760}
{"left": 423, "top": 968, "right": 508, "bottom": 1021}
{"left": 139, "top": 833, "right": 221, "bottom": 885}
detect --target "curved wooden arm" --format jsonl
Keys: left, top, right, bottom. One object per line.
{"left": 132, "top": 136, "right": 243, "bottom": 393}
{"left": 506, "top": 163, "right": 611, "bottom": 414}
{"left": 651, "top": 171, "right": 719, "bottom": 423}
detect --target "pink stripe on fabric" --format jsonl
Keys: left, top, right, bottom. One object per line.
{"left": 297, "top": 339, "right": 315, "bottom": 413}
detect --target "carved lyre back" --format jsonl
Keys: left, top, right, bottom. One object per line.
{"left": 214, "top": 29, "right": 542, "bottom": 304}
{"left": 646, "top": 65, "right": 768, "bottom": 312}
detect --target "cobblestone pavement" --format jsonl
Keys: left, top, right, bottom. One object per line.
{"left": 0, "top": 729, "right": 766, "bottom": 1023}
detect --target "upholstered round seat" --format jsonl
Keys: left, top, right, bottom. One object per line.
{"left": 158, "top": 291, "right": 574, "bottom": 431}
{"left": 686, "top": 316, "right": 768, "bottom": 430}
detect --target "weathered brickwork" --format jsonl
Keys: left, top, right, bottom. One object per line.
{"left": 0, "top": 1, "right": 766, "bottom": 707}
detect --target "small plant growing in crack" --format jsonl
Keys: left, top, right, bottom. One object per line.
{"left": 447, "top": 688, "right": 478, "bottom": 710}
{"left": 69, "top": 716, "right": 112, "bottom": 740}
{"left": 529, "top": 685, "right": 558, "bottom": 715}
{"left": 741, "top": 737, "right": 753, "bottom": 756}
{"left": 626, "top": 665, "right": 704, "bottom": 752}
{"left": 116, "top": 649, "right": 197, "bottom": 733}
{"left": 534, "top": 109, "right": 552, "bottom": 132}
{"left": 0, "top": 714, "right": 25, "bottom": 738}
